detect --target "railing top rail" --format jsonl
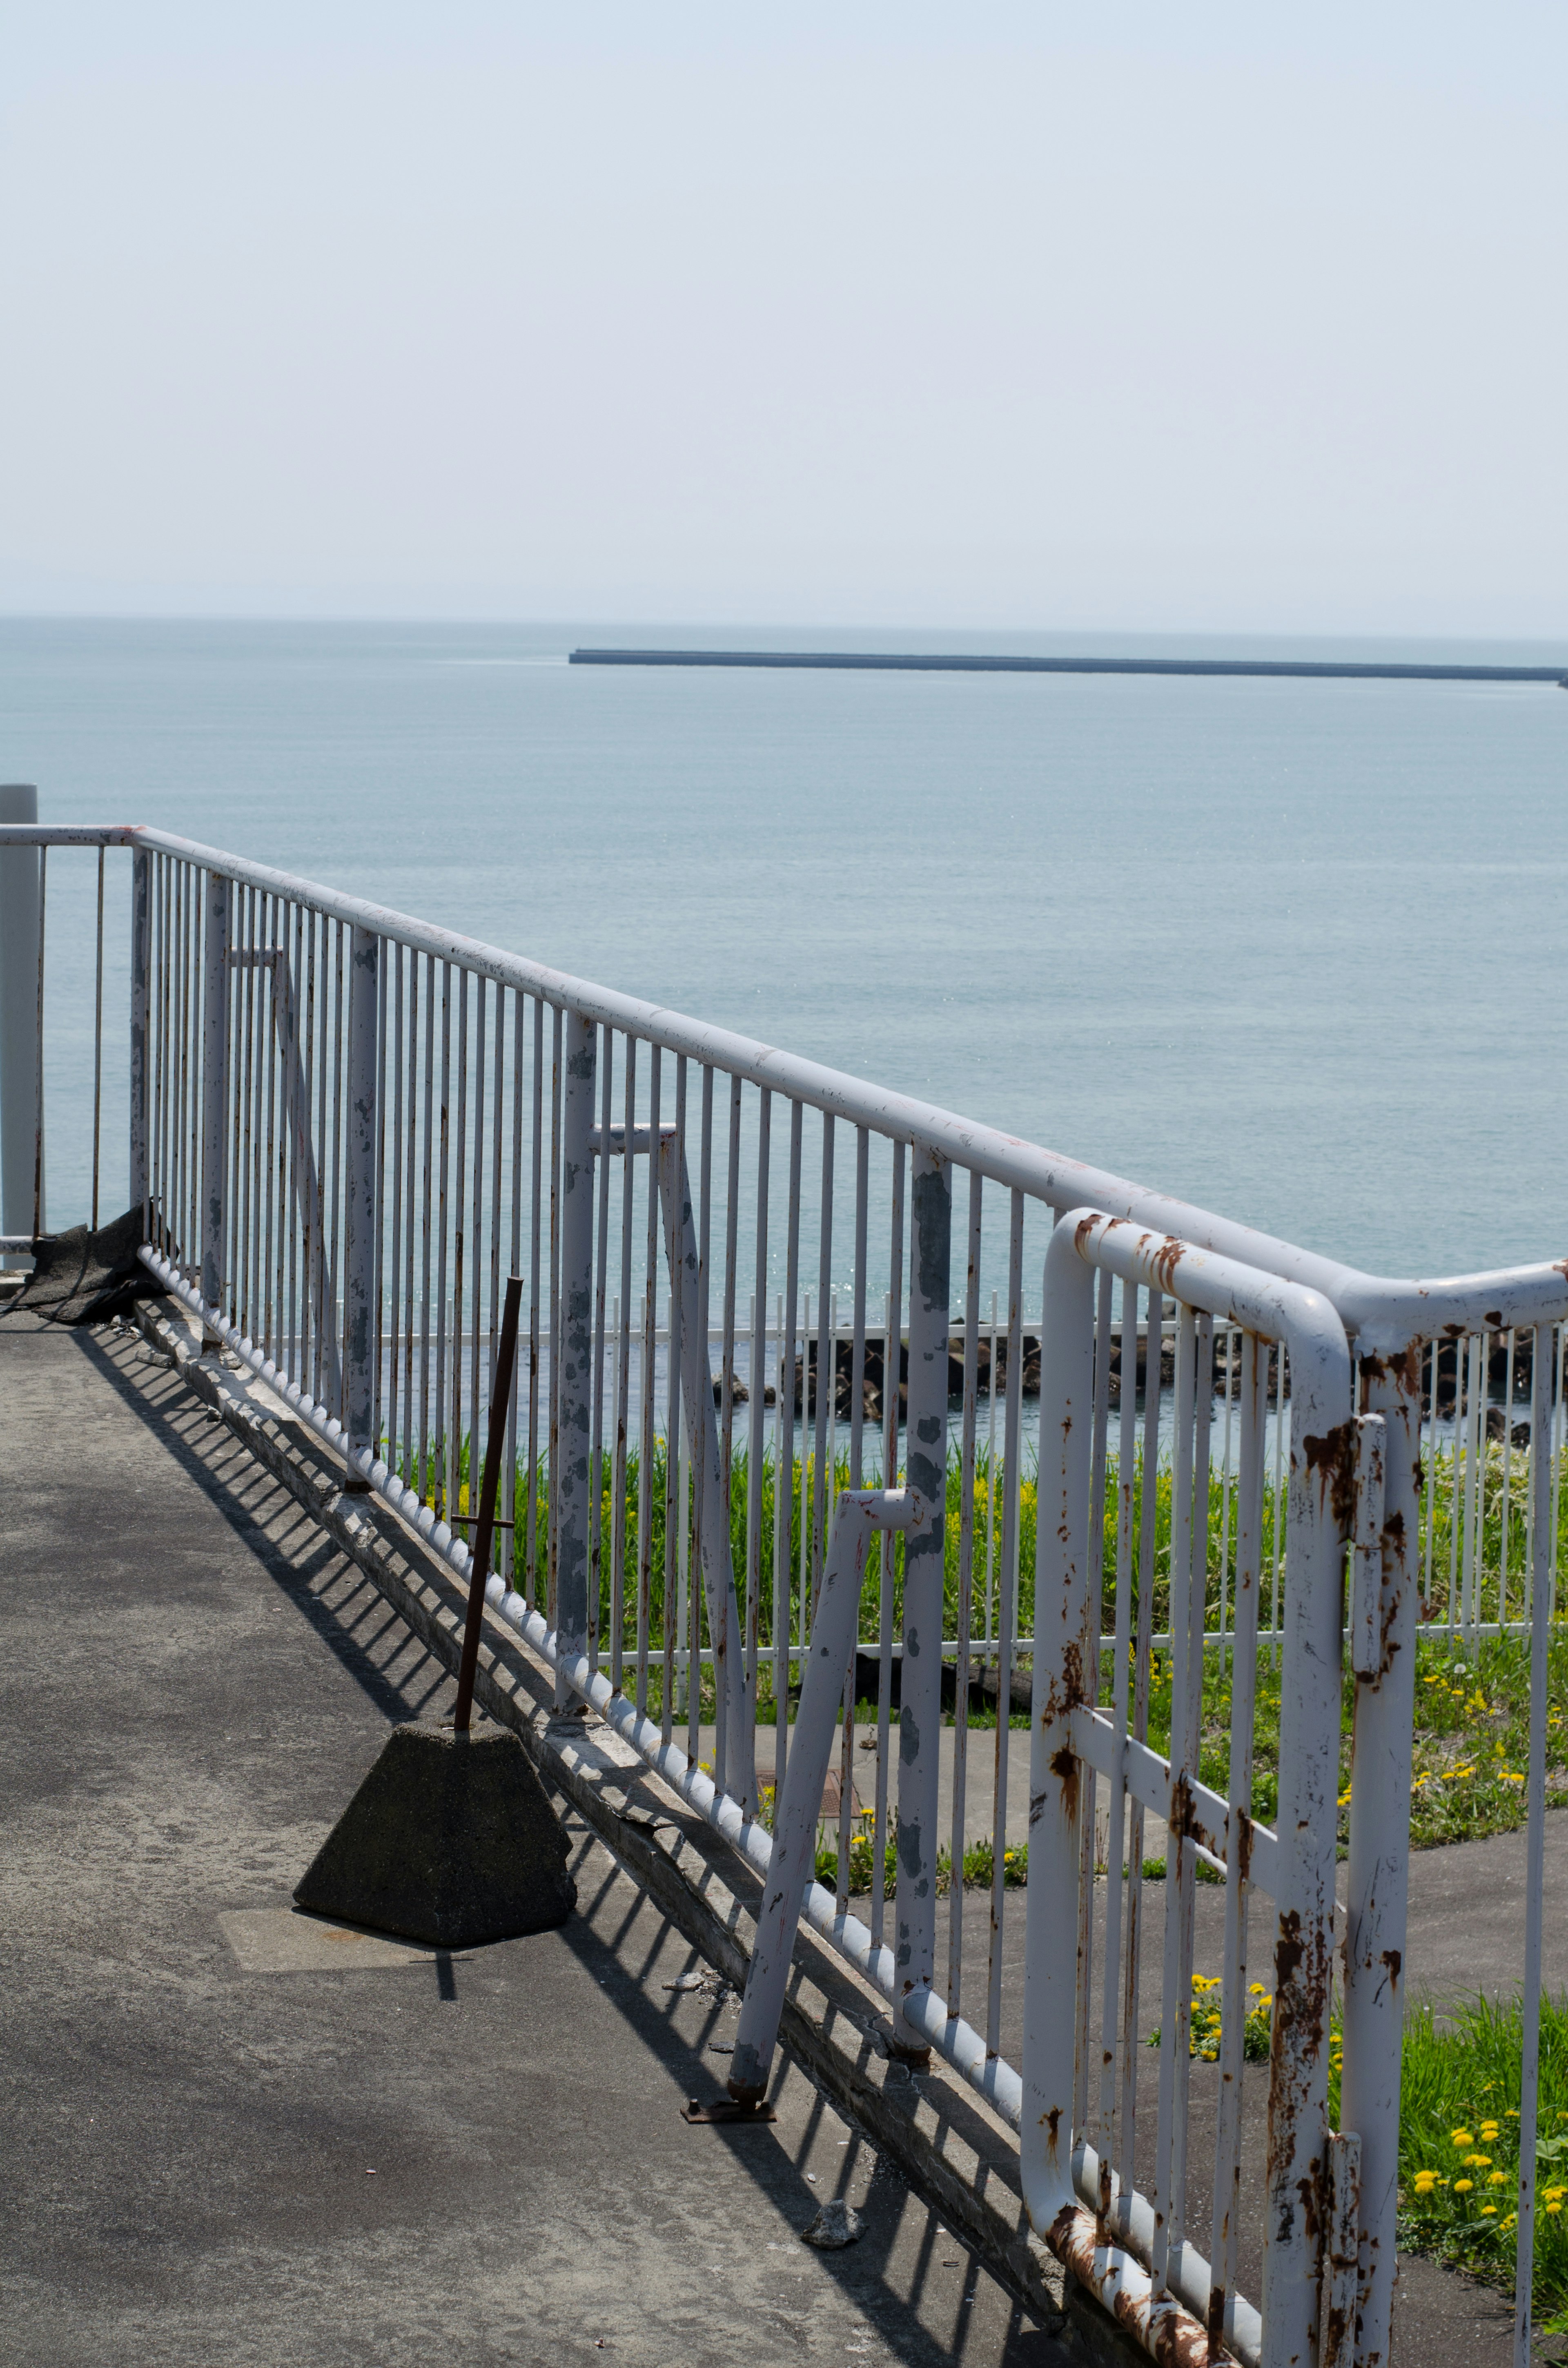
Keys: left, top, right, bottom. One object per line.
{"left": 7, "top": 819, "right": 1568, "bottom": 1351}
{"left": 0, "top": 824, "right": 142, "bottom": 846}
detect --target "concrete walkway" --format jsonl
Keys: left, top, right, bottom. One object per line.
{"left": 0, "top": 1316, "right": 1065, "bottom": 2368}
{"left": 2, "top": 1312, "right": 1555, "bottom": 2366}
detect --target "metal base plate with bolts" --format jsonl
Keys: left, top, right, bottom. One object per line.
{"left": 680, "top": 2096, "right": 777, "bottom": 2125}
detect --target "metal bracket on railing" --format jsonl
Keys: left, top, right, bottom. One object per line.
{"left": 726, "top": 1485, "right": 921, "bottom": 2108}
{"left": 588, "top": 1116, "right": 755, "bottom": 1808}
{"left": 1351, "top": 1413, "right": 1386, "bottom": 1679}
{"left": 227, "top": 942, "right": 343, "bottom": 1414}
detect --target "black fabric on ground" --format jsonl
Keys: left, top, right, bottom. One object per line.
{"left": 1, "top": 1209, "right": 167, "bottom": 1325}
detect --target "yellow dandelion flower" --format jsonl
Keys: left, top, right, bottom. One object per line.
{"left": 1488, "top": 2172, "right": 1508, "bottom": 2187}
{"left": 1464, "top": 2155, "right": 1493, "bottom": 2169}
{"left": 1338, "top": 1787, "right": 1353, "bottom": 1808}
{"left": 1481, "top": 2205, "right": 1498, "bottom": 2217}
{"left": 1550, "top": 2202, "right": 1564, "bottom": 2217}
{"left": 1454, "top": 2179, "right": 1474, "bottom": 2195}
{"left": 1452, "top": 2130, "right": 1475, "bottom": 2147}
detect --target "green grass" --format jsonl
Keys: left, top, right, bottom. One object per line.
{"left": 1149, "top": 1971, "right": 1275, "bottom": 2065}
{"left": 1381, "top": 1993, "right": 1568, "bottom": 2323}
{"left": 389, "top": 1432, "right": 1568, "bottom": 1849}
{"left": 807, "top": 1832, "right": 1029, "bottom": 1896}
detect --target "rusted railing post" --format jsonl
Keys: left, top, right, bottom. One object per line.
{"left": 552, "top": 1008, "right": 597, "bottom": 1711}
{"left": 129, "top": 845, "right": 150, "bottom": 1236}
{"left": 1261, "top": 1312, "right": 1355, "bottom": 2367}
{"left": 894, "top": 1139, "right": 951, "bottom": 2046}
{"left": 342, "top": 924, "right": 379, "bottom": 1486}
{"left": 1341, "top": 1344, "right": 1422, "bottom": 2368}
{"left": 199, "top": 869, "right": 230, "bottom": 1343}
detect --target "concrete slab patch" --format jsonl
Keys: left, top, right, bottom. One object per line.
{"left": 218, "top": 1907, "right": 470, "bottom": 1972}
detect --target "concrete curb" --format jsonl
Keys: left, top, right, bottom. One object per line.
{"left": 128, "top": 1297, "right": 1143, "bottom": 2365}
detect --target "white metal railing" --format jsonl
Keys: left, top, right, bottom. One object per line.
{"left": 3, "top": 816, "right": 1567, "bottom": 2368}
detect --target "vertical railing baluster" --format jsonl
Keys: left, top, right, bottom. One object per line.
{"left": 776, "top": 1104, "right": 802, "bottom": 1790}
{"left": 1099, "top": 1280, "right": 1140, "bottom": 2224}
{"left": 525, "top": 997, "right": 545, "bottom": 1603}
{"left": 200, "top": 868, "right": 229, "bottom": 1339}
{"left": 554, "top": 1006, "right": 597, "bottom": 1710}
{"left": 610, "top": 1034, "right": 635, "bottom": 1681}
{"left": 343, "top": 923, "right": 378, "bottom": 1485}
{"left": 747, "top": 1091, "right": 771, "bottom": 1718}
{"left": 947, "top": 1168, "right": 982, "bottom": 2016}
{"left": 872, "top": 1143, "right": 906, "bottom": 1955}
{"left": 1117, "top": 1282, "right": 1163, "bottom": 2236}
{"left": 129, "top": 845, "right": 150, "bottom": 1238}
{"left": 386, "top": 943, "right": 404, "bottom": 1486}
{"left": 1209, "top": 1332, "right": 1265, "bottom": 2354}
{"left": 91, "top": 845, "right": 105, "bottom": 1232}
{"left": 635, "top": 1045, "right": 661, "bottom": 1713}
{"left": 588, "top": 1025, "right": 614, "bottom": 1667}
{"left": 895, "top": 1138, "right": 951, "bottom": 2048}
{"left": 813, "top": 1117, "right": 835, "bottom": 1606}
{"left": 506, "top": 990, "right": 524, "bottom": 1590}
{"left": 984, "top": 1191, "right": 1024, "bottom": 2058}
{"left": 433, "top": 962, "right": 452, "bottom": 1527}
{"left": 721, "top": 1074, "right": 741, "bottom": 1538}
{"left": 547, "top": 1003, "right": 563, "bottom": 1618}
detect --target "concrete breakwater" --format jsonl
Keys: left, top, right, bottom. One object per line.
{"left": 713, "top": 1329, "right": 1544, "bottom": 1436}
{"left": 717, "top": 1329, "right": 1267, "bottom": 1422}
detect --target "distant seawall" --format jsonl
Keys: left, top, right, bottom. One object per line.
{"left": 570, "top": 648, "right": 1568, "bottom": 684}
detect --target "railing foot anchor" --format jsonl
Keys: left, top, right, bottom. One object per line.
{"left": 681, "top": 2096, "right": 777, "bottom": 2125}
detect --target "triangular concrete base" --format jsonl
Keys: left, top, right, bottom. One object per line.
{"left": 293, "top": 1720, "right": 576, "bottom": 1947}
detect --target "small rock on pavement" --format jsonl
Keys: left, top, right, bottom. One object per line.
{"left": 802, "top": 2199, "right": 864, "bottom": 2250}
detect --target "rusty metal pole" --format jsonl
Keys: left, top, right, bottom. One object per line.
{"left": 552, "top": 1009, "right": 597, "bottom": 1712}
{"left": 200, "top": 869, "right": 230, "bottom": 1345}
{"left": 1340, "top": 1344, "right": 1423, "bottom": 2368}
{"left": 129, "top": 845, "right": 151, "bottom": 1238}
{"left": 343, "top": 924, "right": 379, "bottom": 1488}
{"left": 1261, "top": 1302, "right": 1355, "bottom": 2368}
{"left": 1512, "top": 1323, "right": 1556, "bottom": 2368}
{"left": 454, "top": 1274, "right": 525, "bottom": 1732}
{"left": 894, "top": 1139, "right": 951, "bottom": 2047}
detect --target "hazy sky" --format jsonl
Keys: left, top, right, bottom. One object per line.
{"left": 2, "top": 4, "right": 1563, "bottom": 633}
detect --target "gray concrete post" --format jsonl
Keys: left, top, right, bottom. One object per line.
{"left": 0, "top": 784, "right": 42, "bottom": 1262}
{"left": 343, "top": 925, "right": 379, "bottom": 1487}
{"left": 552, "top": 1009, "right": 597, "bottom": 1710}
{"left": 894, "top": 1140, "right": 952, "bottom": 2046}
{"left": 200, "top": 870, "right": 230, "bottom": 1340}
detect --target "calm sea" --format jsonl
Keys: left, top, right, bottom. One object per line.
{"left": 2, "top": 616, "right": 1565, "bottom": 1285}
